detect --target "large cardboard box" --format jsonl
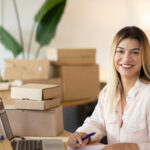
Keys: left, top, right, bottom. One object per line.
{"left": 3, "top": 59, "right": 50, "bottom": 80}
{"left": 11, "top": 84, "right": 61, "bottom": 100}
{"left": 6, "top": 106, "right": 64, "bottom": 137}
{"left": 47, "top": 48, "right": 96, "bottom": 65}
{"left": 14, "top": 98, "right": 60, "bottom": 110}
{"left": 53, "top": 64, "right": 100, "bottom": 101}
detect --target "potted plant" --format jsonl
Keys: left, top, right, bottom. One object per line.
{"left": 0, "top": 0, "right": 66, "bottom": 59}
{"left": 0, "top": 0, "right": 66, "bottom": 80}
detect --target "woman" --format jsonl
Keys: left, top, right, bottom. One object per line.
{"left": 67, "top": 26, "right": 150, "bottom": 150}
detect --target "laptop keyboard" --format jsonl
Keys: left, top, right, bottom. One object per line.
{"left": 11, "top": 140, "right": 43, "bottom": 150}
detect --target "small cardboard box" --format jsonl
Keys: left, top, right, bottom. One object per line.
{"left": 14, "top": 98, "right": 60, "bottom": 110}
{"left": 11, "top": 83, "right": 61, "bottom": 100}
{"left": 6, "top": 106, "right": 64, "bottom": 137}
{"left": 53, "top": 64, "right": 100, "bottom": 101}
{"left": 47, "top": 48, "right": 96, "bottom": 65}
{"left": 3, "top": 59, "right": 50, "bottom": 80}
{"left": 22, "top": 78, "right": 62, "bottom": 102}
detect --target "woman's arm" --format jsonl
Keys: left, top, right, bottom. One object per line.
{"left": 67, "top": 92, "right": 107, "bottom": 148}
{"left": 136, "top": 109, "right": 150, "bottom": 150}
{"left": 76, "top": 93, "right": 107, "bottom": 142}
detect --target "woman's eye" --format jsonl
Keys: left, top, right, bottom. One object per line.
{"left": 131, "top": 51, "right": 139, "bottom": 55}
{"left": 116, "top": 50, "right": 124, "bottom": 54}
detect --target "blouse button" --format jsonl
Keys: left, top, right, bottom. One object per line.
{"left": 130, "top": 127, "right": 136, "bottom": 132}
{"left": 126, "top": 96, "right": 130, "bottom": 103}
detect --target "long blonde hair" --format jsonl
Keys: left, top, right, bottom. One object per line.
{"left": 104, "top": 26, "right": 150, "bottom": 116}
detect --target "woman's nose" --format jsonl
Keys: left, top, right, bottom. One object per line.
{"left": 122, "top": 52, "right": 131, "bottom": 61}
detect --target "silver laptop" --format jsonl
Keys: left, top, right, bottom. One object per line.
{"left": 0, "top": 98, "right": 65, "bottom": 150}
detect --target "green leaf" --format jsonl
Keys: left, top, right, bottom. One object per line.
{"left": 0, "top": 26, "right": 22, "bottom": 58}
{"left": 36, "top": 0, "right": 66, "bottom": 46}
{"left": 34, "top": 0, "right": 64, "bottom": 22}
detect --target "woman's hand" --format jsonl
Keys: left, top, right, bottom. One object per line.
{"left": 101, "top": 143, "right": 139, "bottom": 150}
{"left": 67, "top": 132, "right": 89, "bottom": 148}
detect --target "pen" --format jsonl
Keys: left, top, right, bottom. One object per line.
{"left": 74, "top": 132, "right": 96, "bottom": 145}
{"left": 81, "top": 132, "right": 96, "bottom": 141}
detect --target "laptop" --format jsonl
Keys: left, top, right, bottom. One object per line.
{"left": 0, "top": 98, "right": 65, "bottom": 150}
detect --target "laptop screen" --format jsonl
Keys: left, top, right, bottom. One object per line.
{"left": 0, "top": 98, "right": 14, "bottom": 140}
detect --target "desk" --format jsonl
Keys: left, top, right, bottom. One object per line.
{"left": 0, "top": 131, "right": 104, "bottom": 150}
{"left": 61, "top": 98, "right": 97, "bottom": 107}
{"left": 0, "top": 139, "right": 13, "bottom": 150}
{"left": 0, "top": 130, "right": 71, "bottom": 150}
{"left": 26, "top": 130, "right": 71, "bottom": 143}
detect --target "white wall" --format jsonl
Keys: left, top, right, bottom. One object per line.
{"left": 0, "top": 0, "right": 150, "bottom": 81}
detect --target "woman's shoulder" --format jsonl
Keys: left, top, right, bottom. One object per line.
{"left": 140, "top": 78, "right": 150, "bottom": 88}
{"left": 139, "top": 79, "right": 150, "bottom": 97}
{"left": 140, "top": 78, "right": 150, "bottom": 84}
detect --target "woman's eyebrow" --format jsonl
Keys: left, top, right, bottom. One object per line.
{"left": 131, "top": 48, "right": 140, "bottom": 50}
{"left": 116, "top": 46, "right": 124, "bottom": 49}
{"left": 117, "top": 47, "right": 140, "bottom": 50}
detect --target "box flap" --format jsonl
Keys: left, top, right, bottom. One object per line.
{"left": 57, "top": 49, "right": 96, "bottom": 57}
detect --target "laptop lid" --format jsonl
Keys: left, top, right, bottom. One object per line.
{"left": 0, "top": 98, "right": 14, "bottom": 140}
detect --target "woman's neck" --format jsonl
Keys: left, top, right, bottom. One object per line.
{"left": 121, "top": 76, "right": 138, "bottom": 97}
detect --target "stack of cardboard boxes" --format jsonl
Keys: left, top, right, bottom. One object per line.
{"left": 2, "top": 59, "right": 64, "bottom": 137}
{"left": 11, "top": 83, "right": 61, "bottom": 110}
{"left": 1, "top": 48, "right": 100, "bottom": 137}
{"left": 5, "top": 83, "right": 64, "bottom": 137}
{"left": 48, "top": 48, "right": 100, "bottom": 101}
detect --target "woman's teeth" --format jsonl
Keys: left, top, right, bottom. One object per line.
{"left": 121, "top": 64, "right": 132, "bottom": 68}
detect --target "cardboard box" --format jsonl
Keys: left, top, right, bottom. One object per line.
{"left": 0, "top": 90, "right": 15, "bottom": 105}
{"left": 22, "top": 78, "right": 63, "bottom": 101}
{"left": 14, "top": 98, "right": 60, "bottom": 110}
{"left": 6, "top": 106, "right": 64, "bottom": 137}
{"left": 53, "top": 64, "right": 100, "bottom": 101}
{"left": 11, "top": 83, "right": 61, "bottom": 100}
{"left": 0, "top": 79, "right": 62, "bottom": 106}
{"left": 47, "top": 48, "right": 96, "bottom": 65}
{"left": 3, "top": 59, "right": 50, "bottom": 80}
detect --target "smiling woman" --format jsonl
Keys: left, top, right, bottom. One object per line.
{"left": 67, "top": 26, "right": 150, "bottom": 150}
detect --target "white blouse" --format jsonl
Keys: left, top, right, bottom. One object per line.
{"left": 76, "top": 79, "right": 150, "bottom": 150}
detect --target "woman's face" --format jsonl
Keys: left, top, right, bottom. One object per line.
{"left": 114, "top": 38, "right": 142, "bottom": 80}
